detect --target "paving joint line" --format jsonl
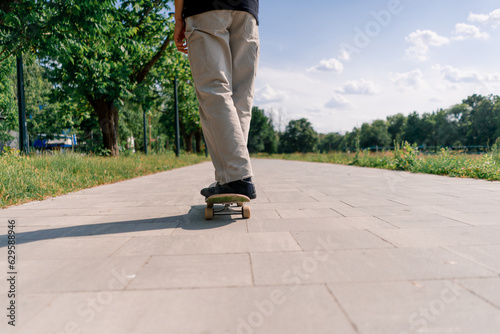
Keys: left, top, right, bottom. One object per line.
{"left": 455, "top": 280, "right": 500, "bottom": 311}
{"left": 325, "top": 284, "right": 360, "bottom": 333}
{"left": 364, "top": 229, "right": 399, "bottom": 248}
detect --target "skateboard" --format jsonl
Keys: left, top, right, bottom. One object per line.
{"left": 205, "top": 193, "right": 251, "bottom": 220}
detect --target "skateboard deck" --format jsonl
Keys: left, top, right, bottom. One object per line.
{"left": 205, "top": 193, "right": 251, "bottom": 220}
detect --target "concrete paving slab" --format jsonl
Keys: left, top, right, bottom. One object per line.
{"left": 251, "top": 248, "right": 496, "bottom": 286}
{"left": 327, "top": 280, "right": 500, "bottom": 334}
{"left": 7, "top": 286, "right": 355, "bottom": 334}
{"left": 457, "top": 277, "right": 500, "bottom": 309}
{"left": 173, "top": 219, "right": 249, "bottom": 235}
{"left": 0, "top": 208, "right": 93, "bottom": 218}
{"left": 439, "top": 212, "right": 500, "bottom": 226}
{"left": 247, "top": 217, "right": 396, "bottom": 233}
{"left": 112, "top": 232, "right": 301, "bottom": 256}
{"left": 291, "top": 230, "right": 395, "bottom": 250}
{"left": 7, "top": 237, "right": 131, "bottom": 260}
{"left": 276, "top": 207, "right": 342, "bottom": 219}
{"left": 7, "top": 220, "right": 180, "bottom": 240}
{"left": 1, "top": 293, "right": 58, "bottom": 332}
{"left": 442, "top": 203, "right": 500, "bottom": 213}
{"left": 371, "top": 226, "right": 500, "bottom": 247}
{"left": 18, "top": 256, "right": 147, "bottom": 293}
{"left": 444, "top": 245, "right": 500, "bottom": 273}
{"left": 0, "top": 215, "right": 99, "bottom": 227}
{"left": 1, "top": 158, "right": 499, "bottom": 333}
{"left": 127, "top": 254, "right": 253, "bottom": 289}
{"left": 375, "top": 214, "right": 470, "bottom": 228}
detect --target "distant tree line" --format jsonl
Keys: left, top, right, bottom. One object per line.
{"left": 248, "top": 94, "right": 500, "bottom": 154}
{"left": 248, "top": 107, "right": 317, "bottom": 154}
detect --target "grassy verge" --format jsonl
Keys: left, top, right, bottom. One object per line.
{"left": 0, "top": 150, "right": 209, "bottom": 208}
{"left": 253, "top": 144, "right": 500, "bottom": 182}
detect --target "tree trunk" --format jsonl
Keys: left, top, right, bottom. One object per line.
{"left": 194, "top": 130, "right": 202, "bottom": 153}
{"left": 88, "top": 97, "right": 119, "bottom": 156}
{"left": 183, "top": 133, "right": 193, "bottom": 153}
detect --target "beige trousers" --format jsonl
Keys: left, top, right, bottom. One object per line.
{"left": 185, "top": 10, "right": 259, "bottom": 184}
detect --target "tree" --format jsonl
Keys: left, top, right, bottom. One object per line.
{"left": 318, "top": 132, "right": 343, "bottom": 153}
{"left": 1, "top": 0, "right": 61, "bottom": 64}
{"left": 340, "top": 128, "right": 360, "bottom": 152}
{"left": 0, "top": 57, "right": 16, "bottom": 143}
{"left": 21, "top": 55, "right": 84, "bottom": 143}
{"left": 359, "top": 120, "right": 391, "bottom": 149}
{"left": 36, "top": 0, "right": 176, "bottom": 156}
{"left": 158, "top": 50, "right": 202, "bottom": 153}
{"left": 421, "top": 109, "right": 459, "bottom": 150}
{"left": 402, "top": 111, "right": 426, "bottom": 145}
{"left": 494, "top": 100, "right": 500, "bottom": 140}
{"left": 247, "top": 107, "right": 277, "bottom": 154}
{"left": 447, "top": 103, "right": 471, "bottom": 146}
{"left": 279, "top": 118, "right": 317, "bottom": 153}
{"left": 386, "top": 113, "right": 406, "bottom": 144}
{"left": 463, "top": 94, "right": 497, "bottom": 145}
{"left": 160, "top": 79, "right": 201, "bottom": 153}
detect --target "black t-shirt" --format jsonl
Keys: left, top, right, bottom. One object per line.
{"left": 183, "top": 0, "right": 259, "bottom": 24}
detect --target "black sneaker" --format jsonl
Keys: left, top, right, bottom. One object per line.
{"left": 201, "top": 178, "right": 256, "bottom": 199}
{"left": 200, "top": 182, "right": 219, "bottom": 198}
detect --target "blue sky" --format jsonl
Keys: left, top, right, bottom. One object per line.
{"left": 254, "top": 0, "right": 500, "bottom": 133}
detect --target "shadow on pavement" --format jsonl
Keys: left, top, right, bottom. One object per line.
{"left": 0, "top": 205, "right": 245, "bottom": 248}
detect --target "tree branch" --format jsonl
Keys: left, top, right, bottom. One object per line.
{"left": 136, "top": 0, "right": 162, "bottom": 28}
{"left": 0, "top": 43, "right": 23, "bottom": 63}
{"left": 134, "top": 35, "right": 171, "bottom": 84}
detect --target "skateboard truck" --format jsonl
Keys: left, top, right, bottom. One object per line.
{"left": 205, "top": 194, "right": 251, "bottom": 220}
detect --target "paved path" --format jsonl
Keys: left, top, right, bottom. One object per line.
{"left": 1, "top": 159, "right": 500, "bottom": 334}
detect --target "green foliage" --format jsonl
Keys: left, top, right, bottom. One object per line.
{"left": 393, "top": 141, "right": 419, "bottom": 171}
{"left": 39, "top": 0, "right": 173, "bottom": 100}
{"left": 386, "top": 113, "right": 406, "bottom": 143}
{"left": 0, "top": 57, "right": 16, "bottom": 142}
{"left": 318, "top": 132, "right": 343, "bottom": 153}
{"left": 492, "top": 137, "right": 500, "bottom": 163}
{"left": 359, "top": 120, "right": 391, "bottom": 148}
{"left": 279, "top": 118, "right": 317, "bottom": 153}
{"left": 339, "top": 128, "right": 360, "bottom": 152}
{"left": 2, "top": 0, "right": 179, "bottom": 155}
{"left": 159, "top": 58, "right": 202, "bottom": 153}
{"left": 258, "top": 149, "right": 500, "bottom": 182}
{"left": 94, "top": 145, "right": 111, "bottom": 156}
{"left": 320, "top": 94, "right": 500, "bottom": 152}
{"left": 248, "top": 107, "right": 278, "bottom": 154}
{"left": 2, "top": 0, "right": 498, "bottom": 158}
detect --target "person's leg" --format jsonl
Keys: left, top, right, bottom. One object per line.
{"left": 185, "top": 11, "right": 253, "bottom": 185}
{"left": 228, "top": 11, "right": 260, "bottom": 144}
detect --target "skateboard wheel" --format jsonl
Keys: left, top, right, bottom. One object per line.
{"left": 242, "top": 206, "right": 251, "bottom": 219}
{"left": 205, "top": 207, "right": 214, "bottom": 220}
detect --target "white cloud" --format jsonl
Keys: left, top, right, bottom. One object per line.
{"left": 254, "top": 84, "right": 289, "bottom": 104}
{"left": 336, "top": 79, "right": 381, "bottom": 95}
{"left": 405, "top": 29, "right": 450, "bottom": 62}
{"left": 324, "top": 94, "right": 351, "bottom": 109}
{"left": 305, "top": 104, "right": 327, "bottom": 113}
{"left": 468, "top": 9, "right": 500, "bottom": 27}
{"left": 452, "top": 23, "right": 489, "bottom": 41}
{"left": 307, "top": 58, "right": 344, "bottom": 73}
{"left": 433, "top": 65, "right": 500, "bottom": 83}
{"left": 391, "top": 69, "right": 425, "bottom": 90}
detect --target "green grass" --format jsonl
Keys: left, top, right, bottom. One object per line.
{"left": 253, "top": 145, "right": 500, "bottom": 182}
{"left": 0, "top": 150, "right": 209, "bottom": 208}
{"left": 3, "top": 143, "right": 499, "bottom": 209}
